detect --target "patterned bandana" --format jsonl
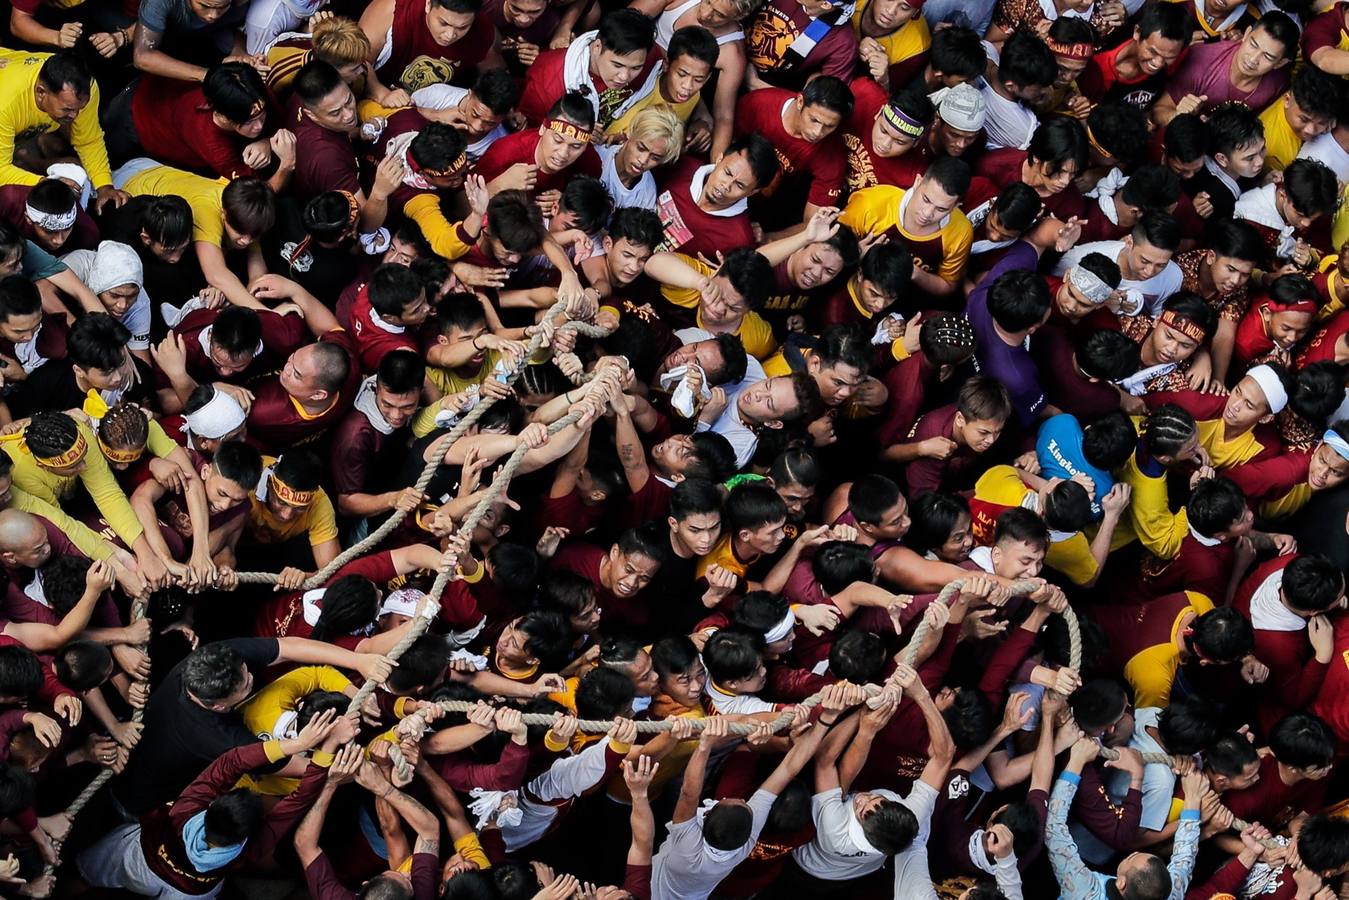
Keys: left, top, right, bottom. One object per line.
{"left": 544, "top": 118, "right": 594, "bottom": 144}
{"left": 1159, "top": 309, "right": 1206, "bottom": 343}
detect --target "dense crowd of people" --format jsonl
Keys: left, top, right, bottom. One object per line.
{"left": 0, "top": 0, "right": 1348, "bottom": 896}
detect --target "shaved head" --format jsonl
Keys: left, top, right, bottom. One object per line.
{"left": 0, "top": 510, "right": 51, "bottom": 569}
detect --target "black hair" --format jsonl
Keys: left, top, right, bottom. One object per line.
{"left": 294, "top": 59, "right": 349, "bottom": 110}
{"left": 27, "top": 179, "right": 76, "bottom": 218}
{"left": 41, "top": 555, "right": 93, "bottom": 617}
{"left": 669, "top": 478, "right": 723, "bottom": 524}
{"left": 858, "top": 240, "right": 912, "bottom": 301}
{"left": 1132, "top": 211, "right": 1181, "bottom": 253}
{"left": 309, "top": 575, "right": 381, "bottom": 643}
{"left": 213, "top": 440, "right": 263, "bottom": 489}
{"left": 770, "top": 450, "right": 822, "bottom": 496}
{"left": 1290, "top": 361, "right": 1344, "bottom": 427}
{"left": 208, "top": 306, "right": 263, "bottom": 358}
{"left": 0, "top": 646, "right": 42, "bottom": 699}
{"left": 377, "top": 349, "right": 425, "bottom": 396}
{"left": 1074, "top": 252, "right": 1123, "bottom": 292}
{"left": 1188, "top": 479, "right": 1247, "bottom": 539}
{"left": 847, "top": 473, "right": 902, "bottom": 525}
{"left": 24, "top": 412, "right": 80, "bottom": 461}
{"left": 487, "top": 542, "right": 540, "bottom": 600}
{"left": 1073, "top": 333, "right": 1138, "bottom": 385}
{"left": 1163, "top": 113, "right": 1206, "bottom": 165}
{"left": 997, "top": 32, "right": 1056, "bottom": 89}
{"left": 486, "top": 190, "right": 547, "bottom": 253}
{"left": 667, "top": 25, "right": 720, "bottom": 68}
{"left": 722, "top": 133, "right": 781, "bottom": 192}
{"left": 1043, "top": 480, "right": 1093, "bottom": 534}
{"left": 987, "top": 268, "right": 1051, "bottom": 332}
{"left": 1136, "top": 1, "right": 1190, "bottom": 42}
{"left": 1280, "top": 554, "right": 1345, "bottom": 614}
{"left": 367, "top": 264, "right": 425, "bottom": 319}
{"left": 828, "top": 629, "right": 886, "bottom": 683}
{"left": 0, "top": 767, "right": 36, "bottom": 819}
{"left": 1290, "top": 61, "right": 1343, "bottom": 123}
{"left": 1087, "top": 102, "right": 1149, "bottom": 167}
{"left": 430, "top": 0, "right": 482, "bottom": 12}
{"left": 687, "top": 432, "right": 737, "bottom": 483}
{"left": 221, "top": 177, "right": 275, "bottom": 237}
{"left": 1119, "top": 165, "right": 1181, "bottom": 213}
{"left": 1207, "top": 218, "right": 1265, "bottom": 264}
{"left": 993, "top": 182, "right": 1044, "bottom": 233}
{"left": 650, "top": 635, "right": 699, "bottom": 679}
{"left": 1206, "top": 102, "right": 1264, "bottom": 160}
{"left": 184, "top": 643, "right": 249, "bottom": 703}
{"left": 918, "top": 312, "right": 976, "bottom": 365}
{"left": 928, "top": 26, "right": 986, "bottom": 80}
{"left": 1143, "top": 404, "right": 1197, "bottom": 459}
{"left": 575, "top": 666, "right": 635, "bottom": 719}
{"left": 924, "top": 156, "right": 972, "bottom": 199}
{"left": 559, "top": 176, "right": 613, "bottom": 235}
{"left": 1296, "top": 815, "right": 1349, "bottom": 876}
{"left": 812, "top": 541, "right": 875, "bottom": 595}
{"left": 514, "top": 611, "right": 572, "bottom": 668}
{"left": 701, "top": 332, "right": 749, "bottom": 386}
{"left": 436, "top": 291, "right": 489, "bottom": 335}
{"left": 597, "top": 8, "right": 656, "bottom": 55}
{"left": 993, "top": 507, "right": 1048, "bottom": 552}
{"left": 205, "top": 789, "right": 265, "bottom": 846}
{"left": 990, "top": 802, "right": 1042, "bottom": 859}
{"left": 1158, "top": 290, "right": 1217, "bottom": 339}
{"left": 69, "top": 313, "right": 129, "bottom": 372}
{"left": 1283, "top": 158, "right": 1340, "bottom": 219}
{"left": 1206, "top": 731, "right": 1259, "bottom": 778}
{"left": 1270, "top": 711, "right": 1337, "bottom": 771}
{"left": 1188, "top": 607, "right": 1255, "bottom": 664}
{"left": 409, "top": 122, "right": 468, "bottom": 174}
{"left": 904, "top": 491, "right": 968, "bottom": 556}
{"left": 813, "top": 325, "right": 870, "bottom": 376}
{"left": 537, "top": 570, "right": 595, "bottom": 624}
{"left": 1157, "top": 696, "right": 1220, "bottom": 755}
{"left": 272, "top": 450, "right": 323, "bottom": 494}
{"left": 472, "top": 67, "right": 519, "bottom": 114}
{"left": 944, "top": 687, "right": 993, "bottom": 747}
{"left": 860, "top": 799, "right": 921, "bottom": 854}
{"left": 37, "top": 52, "right": 91, "bottom": 96}
{"left": 203, "top": 62, "right": 268, "bottom": 124}
{"left": 1069, "top": 678, "right": 1128, "bottom": 733}
{"left": 800, "top": 75, "right": 854, "bottom": 119}
{"left": 957, "top": 375, "right": 1012, "bottom": 424}
{"left": 704, "top": 803, "right": 754, "bottom": 851}
{"left": 717, "top": 249, "right": 775, "bottom": 311}
{"left": 702, "top": 629, "right": 765, "bottom": 684}
{"left": 52, "top": 640, "right": 111, "bottom": 691}
{"left": 1253, "top": 11, "right": 1301, "bottom": 60}
{"left": 616, "top": 524, "right": 666, "bottom": 566}
{"left": 0, "top": 276, "right": 41, "bottom": 323}
{"left": 608, "top": 206, "right": 664, "bottom": 252}
{"left": 890, "top": 84, "right": 935, "bottom": 130}
{"left": 725, "top": 482, "right": 788, "bottom": 533}
{"left": 385, "top": 634, "right": 450, "bottom": 693}
{"left": 1082, "top": 411, "right": 1136, "bottom": 470}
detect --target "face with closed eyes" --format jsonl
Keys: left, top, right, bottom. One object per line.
{"left": 788, "top": 243, "right": 845, "bottom": 291}
{"left": 605, "top": 547, "right": 661, "bottom": 598}
{"left": 736, "top": 376, "right": 800, "bottom": 426}
{"left": 701, "top": 150, "right": 761, "bottom": 208}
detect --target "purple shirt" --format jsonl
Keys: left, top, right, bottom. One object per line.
{"left": 965, "top": 241, "right": 1045, "bottom": 427}
{"left": 1165, "top": 39, "right": 1289, "bottom": 113}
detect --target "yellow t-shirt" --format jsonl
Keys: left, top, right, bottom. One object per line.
{"left": 839, "top": 185, "right": 973, "bottom": 286}
{"left": 1123, "top": 590, "right": 1214, "bottom": 710}
{"left": 660, "top": 255, "right": 778, "bottom": 360}
{"left": 411, "top": 350, "right": 502, "bottom": 437}
{"left": 1195, "top": 418, "right": 1265, "bottom": 471}
{"left": 1259, "top": 483, "right": 1313, "bottom": 521}
{"left": 238, "top": 665, "right": 352, "bottom": 795}
{"left": 604, "top": 81, "right": 700, "bottom": 139}
{"left": 247, "top": 456, "right": 340, "bottom": 547}
{"left": 0, "top": 50, "right": 111, "bottom": 188}
{"left": 121, "top": 164, "right": 226, "bottom": 246}
{"left": 849, "top": 6, "right": 931, "bottom": 66}
{"left": 1, "top": 418, "right": 144, "bottom": 546}
{"left": 696, "top": 533, "right": 751, "bottom": 579}
{"left": 1259, "top": 95, "right": 1301, "bottom": 172}
{"left": 1120, "top": 447, "right": 1189, "bottom": 561}
{"left": 1046, "top": 532, "right": 1097, "bottom": 587}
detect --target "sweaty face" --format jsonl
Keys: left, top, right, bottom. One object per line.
{"left": 776, "top": 481, "right": 815, "bottom": 521}
{"left": 608, "top": 548, "right": 660, "bottom": 598}
{"left": 1310, "top": 441, "right": 1349, "bottom": 491}
{"left": 661, "top": 658, "right": 706, "bottom": 707}
{"left": 1235, "top": 27, "right": 1289, "bottom": 79}
{"left": 36, "top": 85, "right": 88, "bottom": 125}
{"left": 791, "top": 244, "right": 845, "bottom": 291}
{"left": 266, "top": 492, "right": 310, "bottom": 523}
{"left": 992, "top": 538, "right": 1044, "bottom": 579}
{"left": 0, "top": 311, "right": 43, "bottom": 345}
{"left": 652, "top": 433, "right": 698, "bottom": 478}
{"left": 938, "top": 511, "right": 975, "bottom": 562}
{"left": 375, "top": 387, "right": 420, "bottom": 429}
{"left": 495, "top": 619, "right": 535, "bottom": 665}
{"left": 702, "top": 151, "right": 759, "bottom": 208}
{"left": 188, "top": 0, "right": 233, "bottom": 23}
{"left": 658, "top": 339, "right": 725, "bottom": 381}
{"left": 868, "top": 497, "right": 910, "bottom": 541}
{"left": 503, "top": 0, "right": 546, "bottom": 26}
{"left": 426, "top": 4, "right": 476, "bottom": 46}
{"left": 1034, "top": 159, "right": 1078, "bottom": 196}
{"left": 99, "top": 283, "right": 139, "bottom": 319}
{"left": 308, "top": 84, "right": 358, "bottom": 133}
{"left": 956, "top": 415, "right": 1003, "bottom": 453}
{"left": 279, "top": 345, "right": 323, "bottom": 400}
{"left": 794, "top": 101, "right": 843, "bottom": 143}
{"left": 671, "top": 510, "right": 721, "bottom": 556}
{"left": 537, "top": 125, "right": 589, "bottom": 173}
{"left": 1222, "top": 375, "right": 1272, "bottom": 431}
{"left": 814, "top": 362, "right": 864, "bottom": 406}
{"left": 664, "top": 54, "right": 713, "bottom": 104}
{"left": 592, "top": 46, "right": 649, "bottom": 91}
{"left": 34, "top": 225, "right": 72, "bottom": 252}
{"left": 1145, "top": 322, "right": 1200, "bottom": 366}
{"left": 458, "top": 93, "right": 504, "bottom": 137}
{"left": 696, "top": 0, "right": 741, "bottom": 28}
{"left": 699, "top": 276, "right": 749, "bottom": 327}
{"left": 617, "top": 135, "right": 671, "bottom": 180}
{"left": 605, "top": 237, "right": 652, "bottom": 285}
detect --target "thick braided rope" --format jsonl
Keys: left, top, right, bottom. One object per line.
{"left": 232, "top": 300, "right": 601, "bottom": 589}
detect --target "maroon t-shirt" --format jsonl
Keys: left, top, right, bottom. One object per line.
{"left": 473, "top": 129, "right": 601, "bottom": 199}
{"left": 1166, "top": 39, "right": 1289, "bottom": 114}
{"left": 377, "top": 0, "right": 496, "bottom": 87}
{"left": 131, "top": 76, "right": 279, "bottom": 180}
{"left": 289, "top": 95, "right": 362, "bottom": 200}
{"left": 654, "top": 156, "right": 756, "bottom": 258}
{"left": 735, "top": 87, "right": 846, "bottom": 208}
{"left": 0, "top": 185, "right": 99, "bottom": 253}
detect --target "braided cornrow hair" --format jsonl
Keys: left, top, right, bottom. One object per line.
{"left": 1142, "top": 403, "right": 1197, "bottom": 459}
{"left": 919, "top": 312, "right": 977, "bottom": 366}
{"left": 97, "top": 403, "right": 149, "bottom": 453}
{"left": 24, "top": 412, "right": 80, "bottom": 459}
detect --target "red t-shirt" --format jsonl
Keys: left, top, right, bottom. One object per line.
{"left": 1301, "top": 3, "right": 1349, "bottom": 60}
{"left": 132, "top": 76, "right": 277, "bottom": 180}
{"left": 289, "top": 96, "right": 361, "bottom": 200}
{"left": 842, "top": 77, "right": 927, "bottom": 195}
{"left": 654, "top": 156, "right": 756, "bottom": 257}
{"left": 1076, "top": 39, "right": 1183, "bottom": 111}
{"left": 1298, "top": 309, "right": 1349, "bottom": 366}
{"left": 973, "top": 148, "right": 1086, "bottom": 221}
{"left": 1224, "top": 752, "right": 1327, "bottom": 829}
{"left": 473, "top": 129, "right": 601, "bottom": 198}
{"left": 0, "top": 309, "right": 66, "bottom": 371}
{"left": 734, "top": 87, "right": 845, "bottom": 208}
{"left": 1311, "top": 611, "right": 1349, "bottom": 748}
{"left": 378, "top": 0, "right": 496, "bottom": 86}
{"left": 254, "top": 550, "right": 399, "bottom": 648}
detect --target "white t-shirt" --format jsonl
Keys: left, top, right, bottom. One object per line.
{"left": 1298, "top": 132, "right": 1349, "bottom": 184}
{"left": 596, "top": 143, "right": 658, "bottom": 210}
{"left": 60, "top": 249, "right": 152, "bottom": 350}
{"left": 979, "top": 82, "right": 1038, "bottom": 151}
{"left": 650, "top": 789, "right": 777, "bottom": 900}
{"left": 793, "top": 782, "right": 938, "bottom": 881}
{"left": 1053, "top": 240, "right": 1183, "bottom": 315}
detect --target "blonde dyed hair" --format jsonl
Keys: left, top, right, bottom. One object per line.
{"left": 312, "top": 16, "right": 372, "bottom": 66}
{"left": 626, "top": 106, "right": 684, "bottom": 165}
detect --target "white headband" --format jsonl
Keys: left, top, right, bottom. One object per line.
{"left": 46, "top": 163, "right": 92, "bottom": 208}
{"left": 1246, "top": 365, "right": 1289, "bottom": 415}
{"left": 1324, "top": 429, "right": 1349, "bottom": 462}
{"left": 25, "top": 202, "right": 76, "bottom": 232}
{"left": 380, "top": 587, "right": 428, "bottom": 618}
{"left": 184, "top": 389, "right": 247, "bottom": 440}
{"left": 763, "top": 609, "right": 796, "bottom": 644}
{"left": 1067, "top": 265, "right": 1113, "bottom": 304}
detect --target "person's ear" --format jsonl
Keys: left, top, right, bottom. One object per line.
{"left": 763, "top": 419, "right": 783, "bottom": 430}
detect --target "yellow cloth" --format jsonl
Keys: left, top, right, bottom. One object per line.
{"left": 607, "top": 704, "right": 706, "bottom": 803}
{"left": 412, "top": 350, "right": 502, "bottom": 437}
{"left": 1046, "top": 532, "right": 1097, "bottom": 587}
{"left": 454, "top": 833, "right": 490, "bottom": 871}
{"left": 2, "top": 418, "right": 144, "bottom": 546}
{"left": 1122, "top": 591, "right": 1214, "bottom": 709}
{"left": 1195, "top": 418, "right": 1264, "bottom": 471}
{"left": 0, "top": 50, "right": 112, "bottom": 188}
{"left": 238, "top": 666, "right": 352, "bottom": 795}
{"left": 1318, "top": 256, "right": 1346, "bottom": 321}
{"left": 403, "top": 192, "right": 475, "bottom": 261}
{"left": 1120, "top": 449, "right": 1189, "bottom": 561}
{"left": 1259, "top": 95, "right": 1301, "bottom": 172}
{"left": 660, "top": 255, "right": 778, "bottom": 360}
{"left": 1333, "top": 185, "right": 1349, "bottom": 250}
{"left": 247, "top": 456, "right": 339, "bottom": 547}
{"left": 849, "top": 6, "right": 931, "bottom": 66}
{"left": 547, "top": 675, "right": 581, "bottom": 712}
{"left": 696, "top": 533, "right": 750, "bottom": 579}
{"left": 10, "top": 486, "right": 113, "bottom": 559}
{"left": 969, "top": 464, "right": 1031, "bottom": 544}
{"left": 120, "top": 164, "right": 226, "bottom": 246}
{"left": 839, "top": 185, "right": 973, "bottom": 285}
{"left": 1259, "top": 482, "right": 1313, "bottom": 521}
{"left": 604, "top": 81, "right": 700, "bottom": 139}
